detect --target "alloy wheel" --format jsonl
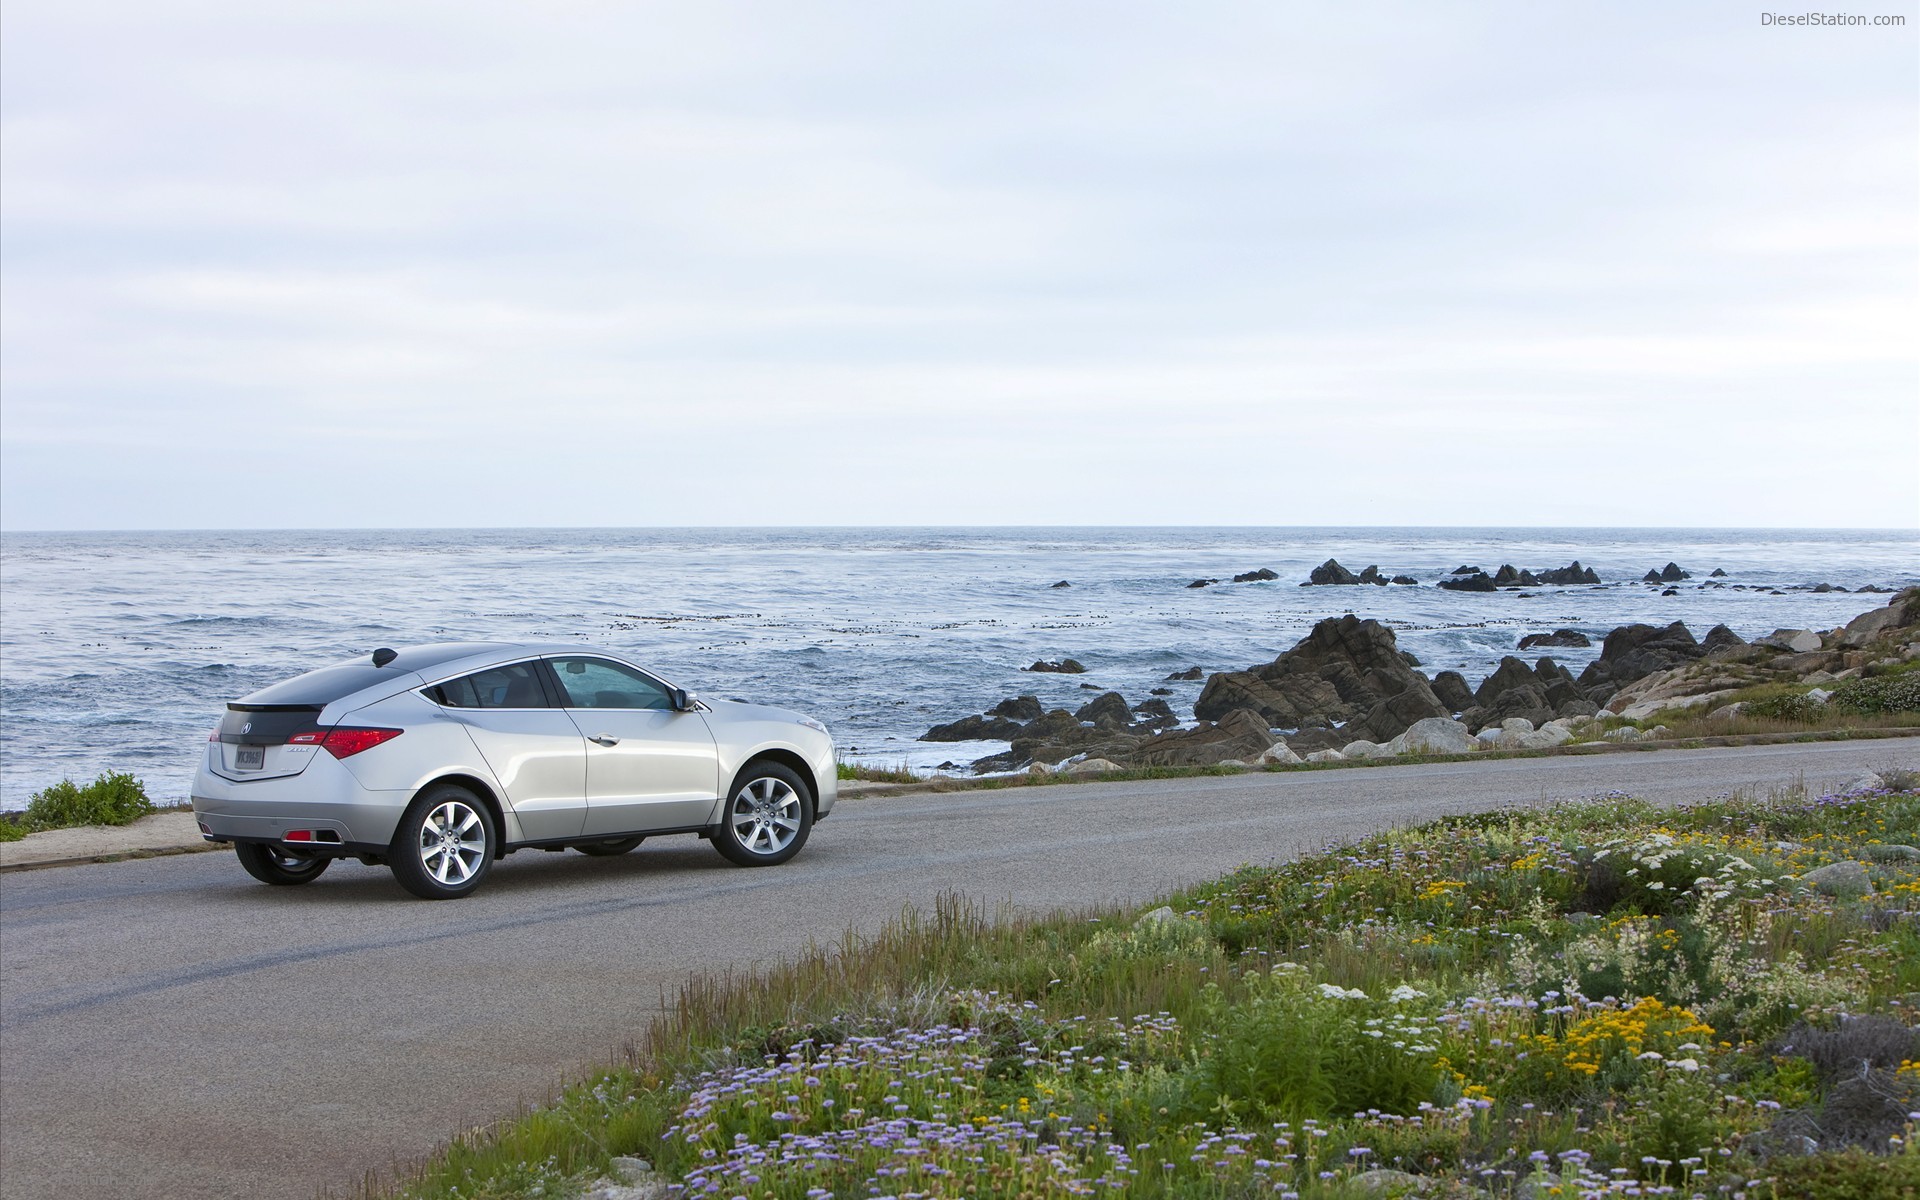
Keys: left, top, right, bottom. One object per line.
{"left": 729, "top": 777, "right": 801, "bottom": 856}
{"left": 418, "top": 800, "right": 487, "bottom": 885}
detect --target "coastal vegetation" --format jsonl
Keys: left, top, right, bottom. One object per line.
{"left": 0, "top": 770, "right": 155, "bottom": 841}
{"left": 370, "top": 778, "right": 1920, "bottom": 1200}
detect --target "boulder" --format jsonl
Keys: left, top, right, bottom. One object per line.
{"left": 1537, "top": 561, "right": 1602, "bottom": 585}
{"left": 1799, "top": 861, "right": 1874, "bottom": 898}
{"left": 1437, "top": 571, "right": 1496, "bottom": 592}
{"left": 1064, "top": 758, "right": 1122, "bottom": 775}
{"left": 1192, "top": 616, "right": 1447, "bottom": 742}
{"left": 1074, "top": 691, "right": 1134, "bottom": 730}
{"left": 1396, "top": 717, "right": 1473, "bottom": 755}
{"left": 1390, "top": 575, "right": 1420, "bottom": 585}
{"left": 1341, "top": 739, "right": 1386, "bottom": 759}
{"left": 1518, "top": 629, "right": 1591, "bottom": 651}
{"left": 1132, "top": 698, "right": 1175, "bottom": 720}
{"left": 1050, "top": 580, "right": 1072, "bottom": 588}
{"left": 1474, "top": 657, "right": 1539, "bottom": 706}
{"left": 1643, "top": 562, "right": 1691, "bottom": 582}
{"left": 1451, "top": 565, "right": 1485, "bottom": 575}
{"left": 1148, "top": 686, "right": 1173, "bottom": 696}
{"left": 1517, "top": 725, "right": 1574, "bottom": 750}
{"left": 1837, "top": 589, "right": 1920, "bottom": 647}
{"left": 1186, "top": 579, "right": 1215, "bottom": 589}
{"left": 1430, "top": 671, "right": 1476, "bottom": 713}
{"left": 1130, "top": 708, "right": 1276, "bottom": 767}
{"left": 1491, "top": 565, "right": 1541, "bottom": 587}
{"left": 1308, "top": 558, "right": 1360, "bottom": 585}
{"left": 1232, "top": 568, "right": 1279, "bottom": 583}
{"left": 1304, "top": 749, "right": 1346, "bottom": 763}
{"left": 1758, "top": 629, "right": 1823, "bottom": 654}
{"left": 1356, "top": 565, "right": 1389, "bottom": 585}
{"left": 1259, "top": 743, "right": 1303, "bottom": 765}
{"left": 1576, "top": 621, "right": 1706, "bottom": 704}
{"left": 1164, "top": 666, "right": 1205, "bottom": 681}
{"left": 923, "top": 714, "right": 1027, "bottom": 741}
{"left": 1025, "top": 659, "right": 1088, "bottom": 674}
{"left": 1702, "top": 624, "right": 1746, "bottom": 653}
{"left": 988, "top": 695, "right": 1046, "bottom": 722}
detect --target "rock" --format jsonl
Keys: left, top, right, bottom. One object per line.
{"left": 1186, "top": 578, "right": 1215, "bottom": 589}
{"left": 1707, "top": 703, "right": 1744, "bottom": 721}
{"left": 1192, "top": 615, "right": 1447, "bottom": 743}
{"left": 1135, "top": 905, "right": 1189, "bottom": 926}
{"left": 1065, "top": 758, "right": 1122, "bottom": 775}
{"left": 1259, "top": 743, "right": 1303, "bottom": 765}
{"left": 1577, "top": 621, "right": 1706, "bottom": 704}
{"left": 1517, "top": 629, "right": 1591, "bottom": 651}
{"left": 1437, "top": 571, "right": 1497, "bottom": 592}
{"left": 1710, "top": 568, "right": 1728, "bottom": 577}
{"left": 1603, "top": 726, "right": 1646, "bottom": 742}
{"left": 1641, "top": 562, "right": 1691, "bottom": 582}
{"left": 1351, "top": 1168, "right": 1428, "bottom": 1196}
{"left": 1132, "top": 698, "right": 1175, "bottom": 720}
{"left": 989, "top": 695, "right": 1046, "bottom": 722}
{"left": 1838, "top": 589, "right": 1920, "bottom": 648}
{"left": 1429, "top": 671, "right": 1475, "bottom": 713}
{"left": 1537, "top": 561, "right": 1602, "bottom": 585}
{"left": 1356, "top": 564, "right": 1391, "bottom": 585}
{"left": 1165, "top": 666, "right": 1204, "bottom": 681}
{"left": 1130, "top": 708, "right": 1276, "bottom": 767}
{"left": 1702, "top": 624, "right": 1746, "bottom": 653}
{"left": 923, "top": 714, "right": 1028, "bottom": 741}
{"left": 1305, "top": 749, "right": 1346, "bottom": 763}
{"left": 1491, "top": 565, "right": 1541, "bottom": 587}
{"left": 1390, "top": 575, "right": 1419, "bottom": 585}
{"left": 1758, "top": 629, "right": 1823, "bottom": 654}
{"left": 1862, "top": 844, "right": 1920, "bottom": 862}
{"left": 1025, "top": 659, "right": 1087, "bottom": 674}
{"left": 1148, "top": 687, "right": 1173, "bottom": 696}
{"left": 1397, "top": 717, "right": 1473, "bottom": 754}
{"left": 1661, "top": 587, "right": 1679, "bottom": 596}
{"left": 1517, "top": 726, "right": 1574, "bottom": 749}
{"left": 1451, "top": 565, "right": 1485, "bottom": 575}
{"left": 1342, "top": 739, "right": 1385, "bottom": 759}
{"left": 1308, "top": 558, "right": 1360, "bottom": 585}
{"left": 1232, "top": 568, "right": 1278, "bottom": 583}
{"left": 1798, "top": 861, "right": 1874, "bottom": 898}
{"left": 611, "top": 1158, "right": 655, "bottom": 1184}
{"left": 1805, "top": 687, "right": 1833, "bottom": 705}
{"left": 1050, "top": 580, "right": 1071, "bottom": 588}
{"left": 1074, "top": 691, "right": 1134, "bottom": 729}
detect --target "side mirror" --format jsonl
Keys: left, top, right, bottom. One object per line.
{"left": 671, "top": 689, "right": 699, "bottom": 711}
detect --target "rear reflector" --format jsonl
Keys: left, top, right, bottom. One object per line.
{"left": 284, "top": 830, "right": 313, "bottom": 841}
{"left": 317, "top": 727, "right": 403, "bottom": 758}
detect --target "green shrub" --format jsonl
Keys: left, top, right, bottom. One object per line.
{"left": 1832, "top": 671, "right": 1920, "bottom": 717}
{"left": 0, "top": 816, "right": 25, "bottom": 842}
{"left": 1762, "top": 1148, "right": 1920, "bottom": 1200}
{"left": 1744, "top": 691, "right": 1828, "bottom": 722}
{"left": 23, "top": 772, "right": 155, "bottom": 830}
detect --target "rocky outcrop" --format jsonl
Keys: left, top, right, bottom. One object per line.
{"left": 1702, "top": 624, "right": 1745, "bottom": 653}
{"left": 1074, "top": 691, "right": 1133, "bottom": 730}
{"left": 1050, "top": 580, "right": 1072, "bottom": 588}
{"left": 1389, "top": 575, "right": 1419, "bottom": 585}
{"left": 1164, "top": 667, "right": 1204, "bottom": 681}
{"left": 1576, "top": 622, "right": 1706, "bottom": 704}
{"left": 988, "top": 695, "right": 1045, "bottom": 722}
{"left": 1192, "top": 616, "right": 1447, "bottom": 743}
{"left": 1459, "top": 657, "right": 1598, "bottom": 732}
{"left": 1642, "top": 562, "right": 1691, "bottom": 583}
{"left": 1186, "top": 579, "right": 1216, "bottom": 589}
{"left": 1518, "top": 629, "right": 1590, "bottom": 650}
{"left": 1537, "top": 561, "right": 1602, "bottom": 585}
{"left": 1491, "top": 565, "right": 1541, "bottom": 587}
{"left": 1232, "top": 568, "right": 1278, "bottom": 583}
{"left": 1430, "top": 670, "right": 1475, "bottom": 713}
{"left": 1308, "top": 559, "right": 1359, "bottom": 585}
{"left": 924, "top": 714, "right": 1028, "bottom": 741}
{"left": 1131, "top": 709, "right": 1276, "bottom": 767}
{"left": 1437, "top": 571, "right": 1497, "bottom": 592}
{"left": 1025, "top": 658, "right": 1087, "bottom": 674}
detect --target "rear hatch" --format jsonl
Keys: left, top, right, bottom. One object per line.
{"left": 214, "top": 704, "right": 327, "bottom": 780}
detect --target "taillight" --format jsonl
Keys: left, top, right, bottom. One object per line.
{"left": 288, "top": 732, "right": 326, "bottom": 745}
{"left": 317, "top": 728, "right": 403, "bottom": 758}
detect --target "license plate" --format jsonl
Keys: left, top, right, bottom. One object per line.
{"left": 235, "top": 746, "right": 265, "bottom": 771}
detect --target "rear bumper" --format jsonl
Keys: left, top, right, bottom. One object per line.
{"left": 192, "top": 753, "right": 411, "bottom": 847}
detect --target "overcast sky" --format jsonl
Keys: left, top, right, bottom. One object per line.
{"left": 2, "top": 2, "right": 1915, "bottom": 530}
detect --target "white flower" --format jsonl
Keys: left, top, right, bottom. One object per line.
{"left": 1638, "top": 1051, "right": 1664, "bottom": 1061}
{"left": 1672, "top": 1058, "right": 1701, "bottom": 1072}
{"left": 1647, "top": 881, "right": 1665, "bottom": 891}
{"left": 1317, "top": 983, "right": 1368, "bottom": 1000}
{"left": 1388, "top": 985, "right": 1425, "bottom": 1003}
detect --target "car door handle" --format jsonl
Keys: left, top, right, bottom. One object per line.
{"left": 588, "top": 734, "right": 620, "bottom": 746}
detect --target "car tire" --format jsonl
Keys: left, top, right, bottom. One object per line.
{"left": 234, "top": 841, "right": 331, "bottom": 886}
{"left": 389, "top": 784, "right": 496, "bottom": 900}
{"left": 712, "top": 761, "right": 812, "bottom": 867}
{"left": 576, "top": 836, "right": 644, "bottom": 857}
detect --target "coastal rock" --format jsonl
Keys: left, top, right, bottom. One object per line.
{"left": 1308, "top": 558, "right": 1360, "bottom": 585}
{"left": 1491, "top": 565, "right": 1541, "bottom": 587}
{"left": 1641, "top": 562, "right": 1691, "bottom": 582}
{"left": 1341, "top": 739, "right": 1385, "bottom": 759}
{"left": 1356, "top": 565, "right": 1391, "bottom": 585}
{"left": 1430, "top": 671, "right": 1475, "bottom": 713}
{"left": 923, "top": 714, "right": 1028, "bottom": 742}
{"left": 1305, "top": 749, "right": 1346, "bottom": 763}
{"left": 988, "top": 695, "right": 1046, "bottom": 722}
{"left": 1537, "top": 561, "right": 1602, "bottom": 586}
{"left": 1517, "top": 629, "right": 1590, "bottom": 651}
{"left": 1576, "top": 621, "right": 1705, "bottom": 704}
{"left": 1130, "top": 708, "right": 1275, "bottom": 767}
{"left": 1452, "top": 565, "right": 1485, "bottom": 575}
{"left": 1758, "top": 629, "right": 1823, "bottom": 654}
{"left": 1050, "top": 580, "right": 1072, "bottom": 588}
{"left": 1799, "top": 861, "right": 1874, "bottom": 898}
{"left": 1702, "top": 624, "right": 1746, "bottom": 653}
{"left": 1437, "top": 571, "right": 1497, "bottom": 592}
{"left": 1025, "top": 658, "right": 1088, "bottom": 674}
{"left": 1390, "top": 575, "right": 1420, "bottom": 585}
{"left": 1232, "top": 568, "right": 1279, "bottom": 583}
{"left": 1074, "top": 691, "right": 1133, "bottom": 730}
{"left": 1132, "top": 698, "right": 1175, "bottom": 720}
{"left": 1064, "top": 758, "right": 1122, "bottom": 775}
{"left": 1395, "top": 717, "right": 1473, "bottom": 755}
{"left": 1164, "top": 667, "right": 1205, "bottom": 681}
{"left": 1710, "top": 568, "right": 1728, "bottom": 577}
{"left": 1186, "top": 579, "right": 1216, "bottom": 589}
{"left": 1192, "top": 616, "right": 1448, "bottom": 742}
{"left": 1259, "top": 743, "right": 1303, "bottom": 765}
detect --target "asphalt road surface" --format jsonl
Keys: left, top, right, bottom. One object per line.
{"left": 3, "top": 738, "right": 1915, "bottom": 1200}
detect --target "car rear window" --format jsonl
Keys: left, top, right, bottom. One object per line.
{"left": 238, "top": 664, "right": 409, "bottom": 706}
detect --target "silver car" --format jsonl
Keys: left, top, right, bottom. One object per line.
{"left": 191, "top": 643, "right": 836, "bottom": 899}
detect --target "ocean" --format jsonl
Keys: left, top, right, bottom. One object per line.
{"left": 1, "top": 526, "right": 1914, "bottom": 809}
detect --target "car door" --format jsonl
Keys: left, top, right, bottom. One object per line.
{"left": 544, "top": 655, "right": 721, "bottom": 836}
{"left": 424, "top": 660, "right": 587, "bottom": 841}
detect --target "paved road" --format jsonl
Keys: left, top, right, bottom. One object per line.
{"left": 2, "top": 738, "right": 1914, "bottom": 1200}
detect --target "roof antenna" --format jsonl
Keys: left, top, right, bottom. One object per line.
{"left": 371, "top": 648, "right": 398, "bottom": 667}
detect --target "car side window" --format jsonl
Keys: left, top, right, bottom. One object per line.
{"left": 548, "top": 657, "right": 674, "bottom": 710}
{"left": 426, "top": 662, "right": 552, "bottom": 709}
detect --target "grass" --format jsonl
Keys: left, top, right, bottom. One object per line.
{"left": 837, "top": 760, "right": 920, "bottom": 784}
{"left": 0, "top": 772, "right": 156, "bottom": 840}
{"left": 362, "top": 777, "right": 1920, "bottom": 1200}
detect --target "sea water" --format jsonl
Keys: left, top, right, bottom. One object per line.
{"left": 2, "top": 526, "right": 1914, "bottom": 808}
